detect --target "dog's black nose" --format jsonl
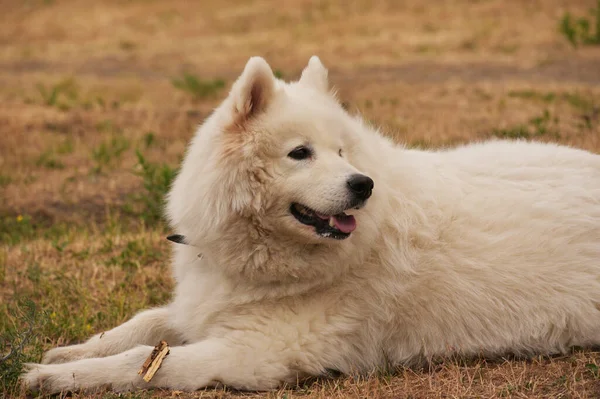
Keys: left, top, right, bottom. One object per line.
{"left": 347, "top": 174, "right": 374, "bottom": 200}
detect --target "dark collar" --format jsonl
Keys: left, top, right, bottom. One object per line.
{"left": 166, "top": 234, "right": 188, "bottom": 245}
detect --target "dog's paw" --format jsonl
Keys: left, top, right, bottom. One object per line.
{"left": 21, "top": 363, "right": 75, "bottom": 394}
{"left": 42, "top": 344, "right": 91, "bottom": 364}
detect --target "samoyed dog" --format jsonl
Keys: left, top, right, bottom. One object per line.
{"left": 24, "top": 56, "right": 600, "bottom": 393}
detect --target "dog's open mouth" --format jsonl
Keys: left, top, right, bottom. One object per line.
{"left": 290, "top": 203, "right": 356, "bottom": 240}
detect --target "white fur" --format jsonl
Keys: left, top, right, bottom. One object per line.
{"left": 23, "top": 56, "right": 600, "bottom": 394}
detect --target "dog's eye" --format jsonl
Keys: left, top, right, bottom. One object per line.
{"left": 338, "top": 149, "right": 343, "bottom": 157}
{"left": 288, "top": 146, "right": 312, "bottom": 160}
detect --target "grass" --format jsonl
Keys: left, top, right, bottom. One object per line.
{"left": 1, "top": 224, "right": 173, "bottom": 397}
{"left": 0, "top": 174, "right": 12, "bottom": 187}
{"left": 559, "top": 0, "right": 600, "bottom": 47}
{"left": 492, "top": 110, "right": 560, "bottom": 140}
{"left": 1, "top": 0, "right": 600, "bottom": 398}
{"left": 171, "top": 73, "right": 226, "bottom": 100}
{"left": 124, "top": 150, "right": 178, "bottom": 224}
{"left": 508, "top": 90, "right": 556, "bottom": 103}
{"left": 36, "top": 78, "right": 79, "bottom": 111}
{"left": 91, "top": 136, "right": 130, "bottom": 174}
{"left": 0, "top": 299, "right": 47, "bottom": 395}
{"left": 0, "top": 214, "right": 70, "bottom": 246}
{"left": 35, "top": 150, "right": 65, "bottom": 170}
{"left": 508, "top": 89, "right": 598, "bottom": 110}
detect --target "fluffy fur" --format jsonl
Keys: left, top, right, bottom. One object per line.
{"left": 23, "top": 56, "right": 600, "bottom": 394}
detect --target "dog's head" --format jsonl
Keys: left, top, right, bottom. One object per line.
{"left": 167, "top": 56, "right": 383, "bottom": 284}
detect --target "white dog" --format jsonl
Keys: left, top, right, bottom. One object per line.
{"left": 23, "top": 56, "right": 600, "bottom": 394}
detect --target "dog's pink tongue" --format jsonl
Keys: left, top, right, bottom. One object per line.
{"left": 331, "top": 214, "right": 356, "bottom": 233}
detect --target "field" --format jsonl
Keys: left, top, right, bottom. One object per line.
{"left": 2, "top": 0, "right": 600, "bottom": 398}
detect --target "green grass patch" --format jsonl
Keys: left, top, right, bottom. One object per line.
{"left": 559, "top": 1, "right": 600, "bottom": 47}
{"left": 36, "top": 78, "right": 79, "bottom": 111}
{"left": 35, "top": 149, "right": 65, "bottom": 169}
{"left": 0, "top": 174, "right": 12, "bottom": 187}
{"left": 508, "top": 90, "right": 597, "bottom": 110}
{"left": 493, "top": 125, "right": 533, "bottom": 140}
{"left": 95, "top": 119, "right": 121, "bottom": 134}
{"left": 171, "top": 73, "right": 226, "bottom": 100}
{"left": 33, "top": 138, "right": 76, "bottom": 170}
{"left": 0, "top": 226, "right": 174, "bottom": 393}
{"left": 123, "top": 150, "right": 178, "bottom": 225}
{"left": 0, "top": 299, "right": 47, "bottom": 396}
{"left": 508, "top": 90, "right": 556, "bottom": 103}
{"left": 119, "top": 40, "right": 137, "bottom": 51}
{"left": 106, "top": 238, "right": 162, "bottom": 274}
{"left": 563, "top": 92, "right": 595, "bottom": 111}
{"left": 142, "top": 131, "right": 156, "bottom": 148}
{"left": 56, "top": 137, "right": 75, "bottom": 155}
{"left": 492, "top": 110, "right": 560, "bottom": 140}
{"left": 91, "top": 136, "right": 131, "bottom": 174}
{"left": 0, "top": 214, "right": 71, "bottom": 246}
{"left": 586, "top": 362, "right": 600, "bottom": 378}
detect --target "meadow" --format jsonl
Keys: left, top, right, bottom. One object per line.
{"left": 1, "top": 0, "right": 600, "bottom": 397}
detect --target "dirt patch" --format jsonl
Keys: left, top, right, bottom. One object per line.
{"left": 2, "top": 54, "right": 600, "bottom": 85}
{"left": 344, "top": 57, "right": 600, "bottom": 85}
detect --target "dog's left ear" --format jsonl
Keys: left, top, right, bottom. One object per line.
{"left": 231, "top": 57, "right": 276, "bottom": 124}
{"left": 299, "top": 56, "right": 328, "bottom": 93}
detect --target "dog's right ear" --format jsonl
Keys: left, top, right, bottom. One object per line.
{"left": 230, "top": 57, "right": 276, "bottom": 125}
{"left": 299, "top": 55, "right": 328, "bottom": 93}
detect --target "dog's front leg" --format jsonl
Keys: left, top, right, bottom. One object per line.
{"left": 41, "top": 307, "right": 184, "bottom": 365}
{"left": 24, "top": 336, "right": 308, "bottom": 394}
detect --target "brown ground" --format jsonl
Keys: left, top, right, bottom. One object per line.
{"left": 1, "top": 0, "right": 600, "bottom": 398}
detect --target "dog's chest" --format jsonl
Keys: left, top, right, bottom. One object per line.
{"left": 170, "top": 266, "right": 233, "bottom": 342}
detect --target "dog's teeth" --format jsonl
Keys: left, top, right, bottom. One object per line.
{"left": 329, "top": 218, "right": 335, "bottom": 227}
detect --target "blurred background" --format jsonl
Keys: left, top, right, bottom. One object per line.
{"left": 1, "top": 1, "right": 600, "bottom": 397}
{"left": 1, "top": 0, "right": 599, "bottom": 227}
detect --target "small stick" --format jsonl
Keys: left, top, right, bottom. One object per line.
{"left": 137, "top": 340, "right": 170, "bottom": 382}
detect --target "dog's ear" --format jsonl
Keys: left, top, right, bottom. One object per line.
{"left": 231, "top": 57, "right": 276, "bottom": 124}
{"left": 299, "top": 56, "right": 328, "bottom": 93}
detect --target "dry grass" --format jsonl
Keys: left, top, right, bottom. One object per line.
{"left": 1, "top": 0, "right": 600, "bottom": 398}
